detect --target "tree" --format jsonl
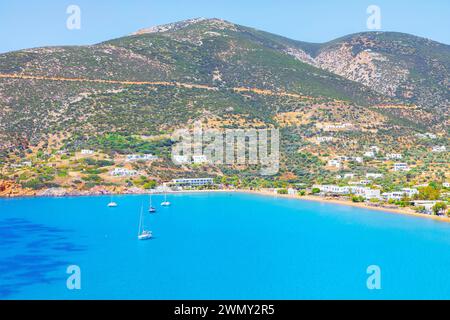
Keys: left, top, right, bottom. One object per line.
{"left": 311, "top": 187, "right": 321, "bottom": 194}
{"left": 432, "top": 202, "right": 447, "bottom": 216}
{"left": 418, "top": 186, "right": 440, "bottom": 200}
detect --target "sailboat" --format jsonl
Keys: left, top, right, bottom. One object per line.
{"left": 107, "top": 195, "right": 118, "bottom": 207}
{"left": 148, "top": 194, "right": 156, "bottom": 213}
{"left": 138, "top": 204, "right": 152, "bottom": 240}
{"left": 160, "top": 192, "right": 171, "bottom": 206}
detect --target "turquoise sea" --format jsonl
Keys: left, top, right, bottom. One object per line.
{"left": 1, "top": 192, "right": 450, "bottom": 299}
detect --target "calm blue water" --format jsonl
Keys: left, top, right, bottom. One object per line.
{"left": 1, "top": 192, "right": 450, "bottom": 299}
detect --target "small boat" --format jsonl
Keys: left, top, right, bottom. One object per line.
{"left": 148, "top": 195, "right": 156, "bottom": 213}
{"left": 138, "top": 205, "right": 152, "bottom": 240}
{"left": 161, "top": 193, "right": 171, "bottom": 206}
{"left": 107, "top": 196, "right": 118, "bottom": 207}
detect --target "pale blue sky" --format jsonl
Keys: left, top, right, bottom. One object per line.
{"left": 0, "top": 0, "right": 449, "bottom": 53}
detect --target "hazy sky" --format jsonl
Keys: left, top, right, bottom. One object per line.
{"left": 0, "top": 0, "right": 449, "bottom": 53}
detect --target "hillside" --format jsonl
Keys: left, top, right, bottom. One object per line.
{"left": 0, "top": 18, "right": 448, "bottom": 194}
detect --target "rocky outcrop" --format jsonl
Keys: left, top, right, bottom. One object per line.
{"left": 0, "top": 180, "right": 36, "bottom": 197}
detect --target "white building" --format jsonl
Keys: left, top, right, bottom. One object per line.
{"left": 412, "top": 200, "right": 439, "bottom": 214}
{"left": 386, "top": 153, "right": 402, "bottom": 160}
{"left": 366, "top": 173, "right": 383, "bottom": 179}
{"left": 382, "top": 188, "right": 418, "bottom": 201}
{"left": 126, "top": 154, "right": 159, "bottom": 162}
{"left": 351, "top": 157, "right": 363, "bottom": 163}
{"left": 432, "top": 146, "right": 446, "bottom": 153}
{"left": 172, "top": 155, "right": 190, "bottom": 164}
{"left": 323, "top": 123, "right": 353, "bottom": 131}
{"left": 313, "top": 185, "right": 380, "bottom": 199}
{"left": 362, "top": 189, "right": 381, "bottom": 199}
{"left": 359, "top": 180, "right": 372, "bottom": 185}
{"left": 110, "top": 167, "right": 137, "bottom": 177}
{"left": 81, "top": 149, "right": 94, "bottom": 155}
{"left": 364, "top": 151, "right": 375, "bottom": 158}
{"left": 401, "top": 188, "right": 419, "bottom": 198}
{"left": 443, "top": 182, "right": 450, "bottom": 188}
{"left": 172, "top": 178, "right": 213, "bottom": 187}
{"left": 393, "top": 163, "right": 410, "bottom": 172}
{"left": 369, "top": 146, "right": 380, "bottom": 153}
{"left": 327, "top": 159, "right": 341, "bottom": 168}
{"left": 287, "top": 188, "right": 297, "bottom": 195}
{"left": 416, "top": 132, "right": 437, "bottom": 139}
{"left": 344, "top": 173, "right": 355, "bottom": 179}
{"left": 382, "top": 192, "right": 406, "bottom": 201}
{"left": 316, "top": 136, "right": 334, "bottom": 143}
{"left": 192, "top": 155, "right": 209, "bottom": 164}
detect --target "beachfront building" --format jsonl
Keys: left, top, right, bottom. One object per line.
{"left": 386, "top": 153, "right": 402, "bottom": 160}
{"left": 443, "top": 182, "right": 450, "bottom": 188}
{"left": 393, "top": 163, "right": 410, "bottom": 172}
{"left": 412, "top": 200, "right": 439, "bottom": 214}
{"left": 125, "top": 154, "right": 159, "bottom": 162}
{"left": 401, "top": 188, "right": 419, "bottom": 198}
{"left": 313, "top": 185, "right": 380, "bottom": 200}
{"left": 382, "top": 188, "right": 418, "bottom": 201}
{"left": 171, "top": 178, "right": 214, "bottom": 187}
{"left": 432, "top": 146, "right": 447, "bottom": 153}
{"left": 288, "top": 188, "right": 297, "bottom": 195}
{"left": 382, "top": 192, "right": 406, "bottom": 201}
{"left": 366, "top": 173, "right": 383, "bottom": 179}
{"left": 110, "top": 167, "right": 137, "bottom": 177}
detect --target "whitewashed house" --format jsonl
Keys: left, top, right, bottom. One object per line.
{"left": 369, "top": 146, "right": 380, "bottom": 153}
{"left": 364, "top": 151, "right": 375, "bottom": 158}
{"left": 401, "top": 188, "right": 419, "bottom": 198}
{"left": 393, "top": 163, "right": 410, "bottom": 172}
{"left": 81, "top": 149, "right": 94, "bottom": 155}
{"left": 126, "top": 154, "right": 159, "bottom": 162}
{"left": 110, "top": 168, "right": 137, "bottom": 177}
{"left": 443, "top": 182, "right": 450, "bottom": 188}
{"left": 327, "top": 159, "right": 341, "bottom": 168}
{"left": 386, "top": 153, "right": 402, "bottom": 160}
{"left": 172, "top": 155, "right": 190, "bottom": 164}
{"left": 432, "top": 146, "right": 446, "bottom": 153}
{"left": 192, "top": 155, "right": 208, "bottom": 164}
{"left": 316, "top": 136, "right": 334, "bottom": 143}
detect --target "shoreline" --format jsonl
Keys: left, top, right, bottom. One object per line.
{"left": 1, "top": 185, "right": 448, "bottom": 224}
{"left": 240, "top": 189, "right": 450, "bottom": 223}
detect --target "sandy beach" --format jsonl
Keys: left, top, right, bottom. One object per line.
{"left": 239, "top": 189, "right": 450, "bottom": 223}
